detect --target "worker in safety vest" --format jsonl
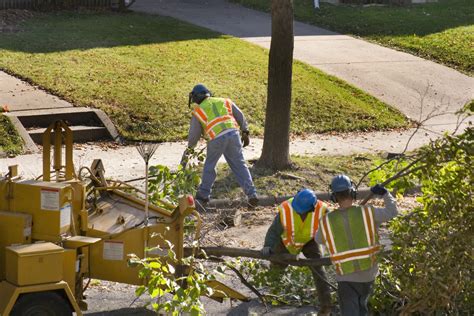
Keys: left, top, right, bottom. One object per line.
{"left": 182, "top": 84, "right": 258, "bottom": 207}
{"left": 315, "top": 174, "right": 399, "bottom": 316}
{"left": 261, "top": 189, "right": 332, "bottom": 313}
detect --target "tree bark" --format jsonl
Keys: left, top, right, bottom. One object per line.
{"left": 257, "top": 0, "right": 294, "bottom": 170}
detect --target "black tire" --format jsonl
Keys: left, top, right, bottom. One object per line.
{"left": 10, "top": 291, "right": 73, "bottom": 316}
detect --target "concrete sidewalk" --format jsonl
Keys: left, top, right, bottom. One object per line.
{"left": 0, "top": 71, "right": 72, "bottom": 111}
{"left": 0, "top": 127, "right": 455, "bottom": 181}
{"left": 131, "top": 0, "right": 473, "bottom": 128}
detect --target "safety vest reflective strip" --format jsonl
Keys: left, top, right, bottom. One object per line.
{"left": 208, "top": 129, "right": 216, "bottom": 139}
{"left": 321, "top": 214, "right": 342, "bottom": 274}
{"left": 311, "top": 200, "right": 327, "bottom": 239}
{"left": 193, "top": 107, "right": 207, "bottom": 125}
{"left": 363, "top": 205, "right": 377, "bottom": 265}
{"left": 362, "top": 205, "right": 375, "bottom": 246}
{"left": 224, "top": 98, "right": 233, "bottom": 114}
{"left": 320, "top": 205, "right": 378, "bottom": 275}
{"left": 280, "top": 200, "right": 294, "bottom": 247}
{"left": 330, "top": 246, "right": 380, "bottom": 263}
{"left": 221, "top": 99, "right": 238, "bottom": 130}
{"left": 224, "top": 99, "right": 239, "bottom": 130}
{"left": 205, "top": 115, "right": 235, "bottom": 133}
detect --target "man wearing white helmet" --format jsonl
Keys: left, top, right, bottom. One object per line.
{"left": 261, "top": 188, "right": 332, "bottom": 313}
{"left": 182, "top": 84, "right": 258, "bottom": 207}
{"left": 316, "top": 174, "right": 399, "bottom": 316}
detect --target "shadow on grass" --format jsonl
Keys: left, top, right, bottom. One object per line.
{"left": 0, "top": 11, "right": 221, "bottom": 53}
{"left": 231, "top": 0, "right": 473, "bottom": 37}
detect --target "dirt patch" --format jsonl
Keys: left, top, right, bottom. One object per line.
{"left": 0, "top": 9, "right": 35, "bottom": 33}
{"left": 199, "top": 194, "right": 421, "bottom": 250}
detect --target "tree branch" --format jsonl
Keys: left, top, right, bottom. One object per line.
{"left": 184, "top": 247, "right": 332, "bottom": 267}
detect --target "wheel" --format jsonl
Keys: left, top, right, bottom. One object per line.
{"left": 10, "top": 291, "right": 73, "bottom": 316}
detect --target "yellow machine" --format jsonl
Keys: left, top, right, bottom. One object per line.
{"left": 0, "top": 121, "right": 246, "bottom": 315}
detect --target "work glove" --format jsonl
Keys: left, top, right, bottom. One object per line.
{"left": 370, "top": 184, "right": 387, "bottom": 196}
{"left": 261, "top": 246, "right": 272, "bottom": 257}
{"left": 241, "top": 130, "right": 250, "bottom": 148}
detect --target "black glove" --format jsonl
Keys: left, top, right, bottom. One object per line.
{"left": 370, "top": 184, "right": 387, "bottom": 196}
{"left": 261, "top": 246, "right": 272, "bottom": 257}
{"left": 241, "top": 131, "right": 250, "bottom": 148}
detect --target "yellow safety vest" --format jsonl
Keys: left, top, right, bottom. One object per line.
{"left": 279, "top": 198, "right": 330, "bottom": 255}
{"left": 320, "top": 205, "right": 380, "bottom": 275}
{"left": 192, "top": 97, "right": 239, "bottom": 140}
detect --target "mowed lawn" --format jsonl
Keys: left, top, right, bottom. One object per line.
{"left": 0, "top": 11, "right": 407, "bottom": 144}
{"left": 231, "top": 0, "right": 474, "bottom": 75}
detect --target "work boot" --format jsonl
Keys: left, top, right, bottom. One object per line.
{"left": 195, "top": 196, "right": 209, "bottom": 212}
{"left": 247, "top": 195, "right": 259, "bottom": 209}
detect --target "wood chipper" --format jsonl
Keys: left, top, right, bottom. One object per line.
{"left": 0, "top": 121, "right": 247, "bottom": 315}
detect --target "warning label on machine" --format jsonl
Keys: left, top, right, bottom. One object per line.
{"left": 41, "top": 188, "right": 60, "bottom": 211}
{"left": 23, "top": 227, "right": 32, "bottom": 237}
{"left": 103, "top": 240, "right": 124, "bottom": 261}
{"left": 60, "top": 203, "right": 71, "bottom": 228}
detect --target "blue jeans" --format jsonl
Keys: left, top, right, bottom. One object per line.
{"left": 196, "top": 129, "right": 257, "bottom": 200}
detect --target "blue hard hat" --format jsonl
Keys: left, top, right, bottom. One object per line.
{"left": 189, "top": 84, "right": 211, "bottom": 106}
{"left": 191, "top": 84, "right": 210, "bottom": 96}
{"left": 292, "top": 189, "right": 317, "bottom": 214}
{"left": 330, "top": 174, "right": 354, "bottom": 193}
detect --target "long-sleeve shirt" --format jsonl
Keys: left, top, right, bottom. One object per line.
{"left": 187, "top": 102, "right": 249, "bottom": 148}
{"left": 314, "top": 192, "right": 399, "bottom": 282}
{"left": 263, "top": 214, "right": 284, "bottom": 249}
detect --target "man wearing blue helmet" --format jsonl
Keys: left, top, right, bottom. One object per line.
{"left": 261, "top": 189, "right": 332, "bottom": 313}
{"left": 182, "top": 84, "right": 258, "bottom": 207}
{"left": 315, "top": 174, "right": 399, "bottom": 316}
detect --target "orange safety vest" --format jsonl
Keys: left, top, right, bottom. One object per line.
{"left": 279, "top": 198, "right": 330, "bottom": 255}
{"left": 192, "top": 97, "right": 239, "bottom": 140}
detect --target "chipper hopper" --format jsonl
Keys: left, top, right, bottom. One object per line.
{"left": 0, "top": 121, "right": 247, "bottom": 315}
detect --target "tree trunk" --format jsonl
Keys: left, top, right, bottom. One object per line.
{"left": 257, "top": 0, "right": 294, "bottom": 170}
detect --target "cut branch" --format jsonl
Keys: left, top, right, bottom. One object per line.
{"left": 184, "top": 246, "right": 332, "bottom": 267}
{"left": 360, "top": 156, "right": 424, "bottom": 205}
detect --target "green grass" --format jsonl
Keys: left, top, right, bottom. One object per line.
{"left": 0, "top": 116, "right": 23, "bottom": 156}
{"left": 231, "top": 0, "right": 474, "bottom": 75}
{"left": 0, "top": 11, "right": 407, "bottom": 143}
{"left": 212, "top": 154, "right": 377, "bottom": 199}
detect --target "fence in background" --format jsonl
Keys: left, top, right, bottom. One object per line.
{"left": 0, "top": 0, "right": 115, "bottom": 10}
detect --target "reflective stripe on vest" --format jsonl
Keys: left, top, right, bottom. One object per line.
{"left": 192, "top": 97, "right": 238, "bottom": 140}
{"left": 279, "top": 199, "right": 329, "bottom": 255}
{"left": 320, "top": 205, "right": 379, "bottom": 275}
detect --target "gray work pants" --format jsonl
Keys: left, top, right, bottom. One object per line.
{"left": 337, "top": 281, "right": 374, "bottom": 316}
